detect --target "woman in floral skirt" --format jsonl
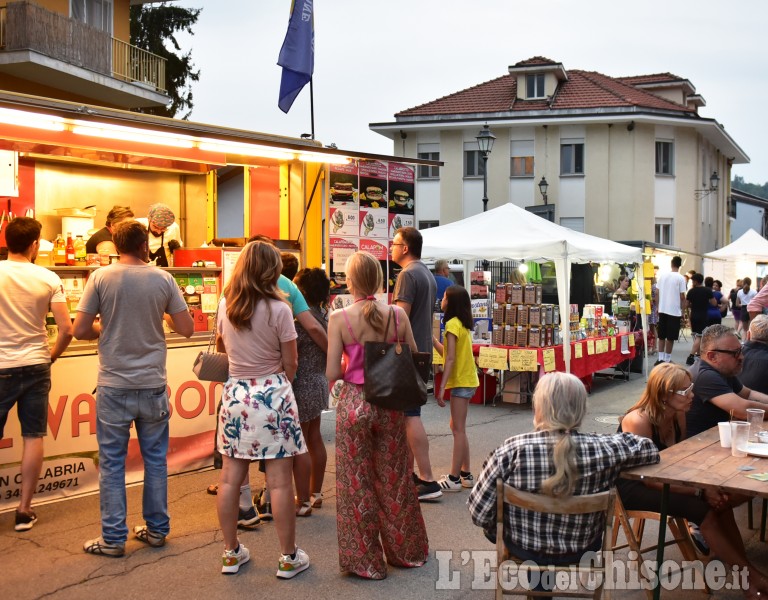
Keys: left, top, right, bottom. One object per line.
{"left": 326, "top": 251, "right": 428, "bottom": 579}
{"left": 215, "top": 241, "right": 309, "bottom": 578}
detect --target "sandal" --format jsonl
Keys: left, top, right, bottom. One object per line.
{"left": 296, "top": 501, "right": 312, "bottom": 517}
{"left": 133, "top": 525, "right": 166, "bottom": 547}
{"left": 83, "top": 536, "right": 125, "bottom": 557}
{"left": 206, "top": 483, "right": 218, "bottom": 495}
{"left": 310, "top": 492, "right": 323, "bottom": 508}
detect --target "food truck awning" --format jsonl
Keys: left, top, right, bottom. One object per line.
{"left": 0, "top": 90, "right": 443, "bottom": 172}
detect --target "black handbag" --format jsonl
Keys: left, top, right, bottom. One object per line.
{"left": 363, "top": 307, "right": 429, "bottom": 412}
{"left": 192, "top": 305, "right": 229, "bottom": 382}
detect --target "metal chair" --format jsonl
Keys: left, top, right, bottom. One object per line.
{"left": 495, "top": 479, "right": 616, "bottom": 599}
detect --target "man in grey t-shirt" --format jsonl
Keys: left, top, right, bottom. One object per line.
{"left": 74, "top": 220, "right": 193, "bottom": 557}
{"left": 392, "top": 227, "right": 442, "bottom": 500}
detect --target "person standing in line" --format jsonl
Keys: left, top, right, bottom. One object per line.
{"left": 432, "top": 285, "right": 479, "bottom": 492}
{"left": 738, "top": 278, "right": 758, "bottom": 333}
{"left": 655, "top": 256, "right": 687, "bottom": 366}
{"left": 291, "top": 267, "right": 330, "bottom": 516}
{"left": 326, "top": 251, "right": 428, "bottom": 579}
{"left": 685, "top": 273, "right": 716, "bottom": 365}
{"left": 136, "top": 203, "right": 183, "bottom": 267}
{"left": 85, "top": 205, "right": 134, "bottom": 256}
{"left": 648, "top": 271, "right": 660, "bottom": 355}
{"left": 731, "top": 279, "right": 744, "bottom": 333}
{"left": 74, "top": 220, "right": 194, "bottom": 557}
{"left": 433, "top": 259, "right": 453, "bottom": 303}
{"left": 741, "top": 315, "right": 768, "bottom": 395}
{"left": 391, "top": 226, "right": 442, "bottom": 501}
{"left": 214, "top": 241, "right": 309, "bottom": 577}
{"left": 0, "top": 217, "right": 73, "bottom": 531}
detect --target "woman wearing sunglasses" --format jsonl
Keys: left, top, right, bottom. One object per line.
{"left": 618, "top": 362, "right": 768, "bottom": 598}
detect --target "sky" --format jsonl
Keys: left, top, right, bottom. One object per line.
{"left": 173, "top": 0, "right": 768, "bottom": 184}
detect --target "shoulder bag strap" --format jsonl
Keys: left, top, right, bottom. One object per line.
{"left": 207, "top": 304, "right": 220, "bottom": 354}
{"left": 388, "top": 306, "right": 403, "bottom": 354}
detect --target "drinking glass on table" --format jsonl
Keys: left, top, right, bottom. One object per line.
{"left": 731, "top": 421, "right": 750, "bottom": 458}
{"left": 746, "top": 408, "right": 765, "bottom": 442}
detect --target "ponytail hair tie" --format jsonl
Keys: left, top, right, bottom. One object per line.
{"left": 366, "top": 295, "right": 376, "bottom": 301}
{"left": 558, "top": 428, "right": 575, "bottom": 435}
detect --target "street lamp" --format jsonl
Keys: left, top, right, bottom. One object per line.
{"left": 694, "top": 170, "right": 720, "bottom": 199}
{"left": 476, "top": 124, "right": 495, "bottom": 212}
{"left": 538, "top": 176, "right": 549, "bottom": 205}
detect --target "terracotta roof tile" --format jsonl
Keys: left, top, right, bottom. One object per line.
{"left": 512, "top": 56, "right": 557, "bottom": 67}
{"left": 616, "top": 73, "right": 684, "bottom": 85}
{"left": 395, "top": 65, "right": 695, "bottom": 118}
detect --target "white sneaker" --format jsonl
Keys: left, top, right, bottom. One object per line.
{"left": 461, "top": 473, "right": 475, "bottom": 488}
{"left": 221, "top": 543, "right": 250, "bottom": 574}
{"left": 438, "top": 474, "right": 462, "bottom": 492}
{"left": 277, "top": 547, "right": 310, "bottom": 579}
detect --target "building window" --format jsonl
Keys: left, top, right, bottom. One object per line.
{"left": 464, "top": 143, "right": 485, "bottom": 178}
{"left": 526, "top": 73, "right": 545, "bottom": 99}
{"left": 510, "top": 140, "right": 534, "bottom": 177}
{"left": 419, "top": 220, "right": 439, "bottom": 230}
{"left": 655, "top": 141, "right": 674, "bottom": 175}
{"left": 417, "top": 144, "right": 440, "bottom": 179}
{"left": 655, "top": 219, "right": 672, "bottom": 245}
{"left": 560, "top": 217, "right": 584, "bottom": 233}
{"left": 560, "top": 141, "right": 584, "bottom": 175}
{"left": 71, "top": 0, "right": 113, "bottom": 33}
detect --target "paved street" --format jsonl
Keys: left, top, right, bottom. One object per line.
{"left": 2, "top": 329, "right": 766, "bottom": 599}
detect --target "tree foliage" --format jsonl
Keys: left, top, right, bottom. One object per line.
{"left": 732, "top": 175, "right": 768, "bottom": 199}
{"left": 130, "top": 3, "right": 201, "bottom": 119}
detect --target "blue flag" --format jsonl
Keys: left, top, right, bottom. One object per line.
{"left": 277, "top": 0, "right": 314, "bottom": 114}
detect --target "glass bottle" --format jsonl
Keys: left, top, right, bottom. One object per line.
{"left": 65, "top": 232, "right": 75, "bottom": 266}
{"left": 74, "top": 235, "right": 86, "bottom": 266}
{"left": 54, "top": 234, "right": 67, "bottom": 266}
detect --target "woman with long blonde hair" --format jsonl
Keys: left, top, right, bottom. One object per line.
{"left": 326, "top": 251, "right": 428, "bottom": 579}
{"left": 619, "top": 362, "right": 768, "bottom": 599}
{"left": 215, "top": 241, "right": 309, "bottom": 578}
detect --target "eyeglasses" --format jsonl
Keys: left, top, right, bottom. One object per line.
{"left": 673, "top": 382, "right": 694, "bottom": 396}
{"left": 390, "top": 243, "right": 405, "bottom": 247}
{"left": 711, "top": 347, "right": 743, "bottom": 358}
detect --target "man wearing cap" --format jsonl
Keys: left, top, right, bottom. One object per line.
{"left": 137, "top": 204, "right": 183, "bottom": 267}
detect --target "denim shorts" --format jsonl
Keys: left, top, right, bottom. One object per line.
{"left": 450, "top": 387, "right": 477, "bottom": 400}
{"left": 0, "top": 363, "right": 51, "bottom": 438}
{"left": 404, "top": 406, "right": 422, "bottom": 417}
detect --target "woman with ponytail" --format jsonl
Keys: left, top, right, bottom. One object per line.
{"left": 468, "top": 372, "right": 659, "bottom": 563}
{"left": 326, "top": 251, "right": 428, "bottom": 579}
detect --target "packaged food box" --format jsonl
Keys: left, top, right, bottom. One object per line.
{"left": 528, "top": 326, "right": 541, "bottom": 348}
{"left": 544, "top": 326, "right": 553, "bottom": 347}
{"left": 553, "top": 305, "right": 560, "bottom": 325}
{"left": 492, "top": 324, "right": 503, "bottom": 346}
{"left": 517, "top": 305, "right": 529, "bottom": 326}
{"left": 495, "top": 283, "right": 508, "bottom": 304}
{"left": 503, "top": 324, "right": 515, "bottom": 346}
{"left": 492, "top": 303, "right": 505, "bottom": 325}
{"left": 510, "top": 283, "right": 523, "bottom": 304}
{"left": 524, "top": 284, "right": 536, "bottom": 305}
{"left": 535, "top": 284, "right": 543, "bottom": 304}
{"left": 541, "top": 304, "right": 554, "bottom": 325}
{"left": 505, "top": 304, "right": 513, "bottom": 324}
{"left": 516, "top": 325, "right": 527, "bottom": 347}
{"left": 529, "top": 305, "right": 541, "bottom": 326}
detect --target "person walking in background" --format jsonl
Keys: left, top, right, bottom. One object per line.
{"left": 213, "top": 241, "right": 309, "bottom": 578}
{"left": 741, "top": 315, "right": 768, "bottom": 395}
{"left": 291, "top": 267, "right": 330, "bottom": 516}
{"left": 655, "top": 256, "right": 687, "bottom": 366}
{"left": 648, "top": 272, "right": 659, "bottom": 355}
{"left": 686, "top": 273, "right": 716, "bottom": 365}
{"left": 326, "top": 251, "right": 428, "bottom": 580}
{"left": 705, "top": 277, "right": 726, "bottom": 327}
{"left": 74, "top": 220, "right": 194, "bottom": 557}
{"left": 738, "top": 278, "right": 757, "bottom": 333}
{"left": 432, "top": 285, "right": 479, "bottom": 493}
{"left": 433, "top": 259, "right": 453, "bottom": 303}
{"left": 715, "top": 280, "right": 729, "bottom": 321}
{"left": 468, "top": 372, "right": 659, "bottom": 567}
{"left": 391, "top": 226, "right": 442, "bottom": 501}
{"left": 0, "top": 217, "right": 73, "bottom": 532}
{"left": 85, "top": 206, "right": 134, "bottom": 256}
{"left": 731, "top": 279, "right": 744, "bottom": 333}
{"left": 618, "top": 362, "right": 768, "bottom": 598}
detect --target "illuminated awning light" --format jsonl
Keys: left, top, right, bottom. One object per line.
{"left": 298, "top": 152, "right": 351, "bottom": 165}
{"left": 198, "top": 141, "right": 294, "bottom": 161}
{"left": 0, "top": 107, "right": 66, "bottom": 131}
{"left": 72, "top": 121, "right": 196, "bottom": 148}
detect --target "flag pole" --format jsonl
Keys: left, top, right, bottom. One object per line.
{"left": 310, "top": 76, "right": 315, "bottom": 139}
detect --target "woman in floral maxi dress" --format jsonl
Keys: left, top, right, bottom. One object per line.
{"left": 326, "top": 251, "right": 428, "bottom": 579}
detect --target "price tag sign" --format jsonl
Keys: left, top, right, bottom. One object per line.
{"left": 433, "top": 348, "right": 444, "bottom": 365}
{"left": 509, "top": 349, "right": 538, "bottom": 372}
{"left": 628, "top": 333, "right": 635, "bottom": 347}
{"left": 597, "top": 339, "right": 608, "bottom": 354}
{"left": 587, "top": 340, "right": 595, "bottom": 355}
{"left": 542, "top": 348, "right": 556, "bottom": 372}
{"left": 478, "top": 346, "right": 508, "bottom": 370}
{"left": 610, "top": 337, "right": 617, "bottom": 351}
{"left": 574, "top": 343, "right": 583, "bottom": 359}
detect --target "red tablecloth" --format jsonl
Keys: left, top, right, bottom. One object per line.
{"left": 473, "top": 332, "right": 640, "bottom": 379}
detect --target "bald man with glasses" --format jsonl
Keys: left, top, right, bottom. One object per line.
{"left": 686, "top": 324, "right": 768, "bottom": 437}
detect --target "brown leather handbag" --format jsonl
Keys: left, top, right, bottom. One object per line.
{"left": 364, "top": 307, "right": 429, "bottom": 412}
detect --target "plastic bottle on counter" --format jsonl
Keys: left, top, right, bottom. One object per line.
{"left": 74, "top": 235, "right": 86, "bottom": 266}
{"left": 65, "top": 232, "right": 75, "bottom": 266}
{"left": 54, "top": 234, "right": 67, "bottom": 266}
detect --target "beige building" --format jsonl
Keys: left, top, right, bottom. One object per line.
{"left": 370, "top": 57, "right": 748, "bottom": 267}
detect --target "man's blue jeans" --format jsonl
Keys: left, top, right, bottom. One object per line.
{"left": 96, "top": 386, "right": 170, "bottom": 544}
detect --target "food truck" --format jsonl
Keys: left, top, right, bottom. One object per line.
{"left": 0, "top": 90, "right": 440, "bottom": 510}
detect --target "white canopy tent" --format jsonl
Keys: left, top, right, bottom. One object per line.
{"left": 420, "top": 203, "right": 645, "bottom": 373}
{"left": 703, "top": 229, "right": 768, "bottom": 290}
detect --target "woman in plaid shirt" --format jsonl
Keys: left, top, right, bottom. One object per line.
{"left": 468, "top": 372, "right": 659, "bottom": 562}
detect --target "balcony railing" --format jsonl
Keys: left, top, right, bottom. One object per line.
{"left": 0, "top": 2, "right": 166, "bottom": 93}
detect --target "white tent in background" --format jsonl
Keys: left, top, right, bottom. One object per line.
{"left": 703, "top": 229, "right": 768, "bottom": 289}
{"left": 420, "top": 203, "right": 645, "bottom": 374}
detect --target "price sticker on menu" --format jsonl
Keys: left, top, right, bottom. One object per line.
{"left": 478, "top": 346, "right": 508, "bottom": 370}
{"left": 509, "top": 349, "right": 538, "bottom": 372}
{"left": 542, "top": 348, "right": 556, "bottom": 372}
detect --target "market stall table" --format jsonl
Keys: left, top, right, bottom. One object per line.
{"left": 621, "top": 425, "right": 768, "bottom": 600}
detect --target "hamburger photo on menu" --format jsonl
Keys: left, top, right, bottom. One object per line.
{"left": 359, "top": 185, "right": 385, "bottom": 208}
{"left": 330, "top": 181, "right": 355, "bottom": 202}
